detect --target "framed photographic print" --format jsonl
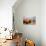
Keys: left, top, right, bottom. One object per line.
{"left": 23, "top": 16, "right": 36, "bottom": 25}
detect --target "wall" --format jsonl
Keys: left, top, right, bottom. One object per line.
{"left": 0, "top": 0, "right": 16, "bottom": 38}
{"left": 0, "top": 0, "right": 16, "bottom": 29}
{"left": 41, "top": 0, "right": 46, "bottom": 46}
{"left": 13, "top": 0, "right": 41, "bottom": 46}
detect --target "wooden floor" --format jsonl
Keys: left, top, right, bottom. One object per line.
{"left": 0, "top": 33, "right": 23, "bottom": 46}
{"left": 0, "top": 39, "right": 16, "bottom": 46}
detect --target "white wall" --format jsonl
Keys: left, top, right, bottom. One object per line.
{"left": 41, "top": 0, "right": 46, "bottom": 46}
{"left": 13, "top": 0, "right": 41, "bottom": 46}
{"left": 0, "top": 0, "right": 17, "bottom": 39}
{"left": 0, "top": 0, "right": 16, "bottom": 29}
{"left": 13, "top": 0, "right": 46, "bottom": 46}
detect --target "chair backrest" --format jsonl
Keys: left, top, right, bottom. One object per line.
{"left": 25, "top": 40, "right": 35, "bottom": 46}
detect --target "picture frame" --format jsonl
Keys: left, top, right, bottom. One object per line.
{"left": 23, "top": 16, "right": 36, "bottom": 25}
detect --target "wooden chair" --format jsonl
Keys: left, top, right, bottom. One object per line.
{"left": 25, "top": 40, "right": 35, "bottom": 46}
